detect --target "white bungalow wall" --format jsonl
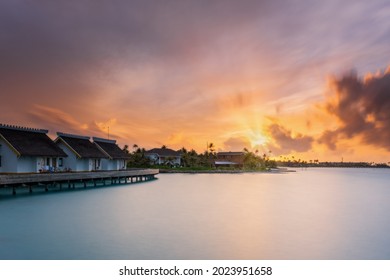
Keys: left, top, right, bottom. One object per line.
{"left": 100, "top": 159, "right": 126, "bottom": 171}
{"left": 101, "top": 158, "right": 114, "bottom": 170}
{"left": 0, "top": 139, "right": 18, "bottom": 173}
{"left": 77, "top": 159, "right": 89, "bottom": 171}
{"left": 16, "top": 156, "right": 38, "bottom": 173}
{"left": 56, "top": 142, "right": 89, "bottom": 171}
{"left": 0, "top": 141, "right": 36, "bottom": 173}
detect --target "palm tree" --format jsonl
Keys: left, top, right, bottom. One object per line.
{"left": 123, "top": 145, "right": 130, "bottom": 154}
{"left": 188, "top": 149, "right": 198, "bottom": 167}
{"left": 208, "top": 142, "right": 215, "bottom": 153}
{"left": 180, "top": 148, "right": 189, "bottom": 167}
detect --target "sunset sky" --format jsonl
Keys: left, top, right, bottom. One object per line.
{"left": 1, "top": 0, "right": 389, "bottom": 162}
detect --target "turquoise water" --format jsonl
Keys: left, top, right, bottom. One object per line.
{"left": 1, "top": 168, "right": 390, "bottom": 260}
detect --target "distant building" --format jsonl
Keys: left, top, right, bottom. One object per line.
{"left": 93, "top": 137, "right": 131, "bottom": 170}
{"left": 214, "top": 151, "right": 245, "bottom": 167}
{"left": 55, "top": 132, "right": 107, "bottom": 171}
{"left": 145, "top": 148, "right": 181, "bottom": 166}
{"left": 0, "top": 124, "right": 67, "bottom": 173}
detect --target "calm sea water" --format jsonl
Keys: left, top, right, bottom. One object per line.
{"left": 1, "top": 168, "right": 390, "bottom": 260}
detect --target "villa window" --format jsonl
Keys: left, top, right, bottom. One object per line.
{"left": 59, "top": 158, "right": 63, "bottom": 167}
{"left": 0, "top": 155, "right": 2, "bottom": 167}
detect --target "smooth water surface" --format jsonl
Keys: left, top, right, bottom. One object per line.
{"left": 1, "top": 168, "right": 390, "bottom": 259}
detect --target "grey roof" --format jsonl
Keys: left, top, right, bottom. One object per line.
{"left": 217, "top": 152, "right": 245, "bottom": 156}
{"left": 93, "top": 137, "right": 131, "bottom": 160}
{"left": 0, "top": 124, "right": 67, "bottom": 157}
{"left": 56, "top": 133, "right": 107, "bottom": 158}
{"left": 146, "top": 148, "right": 181, "bottom": 157}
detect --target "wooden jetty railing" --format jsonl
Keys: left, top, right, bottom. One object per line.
{"left": 0, "top": 169, "right": 159, "bottom": 195}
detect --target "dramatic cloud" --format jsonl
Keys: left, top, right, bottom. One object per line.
{"left": 1, "top": 0, "right": 390, "bottom": 158}
{"left": 266, "top": 123, "right": 314, "bottom": 155}
{"left": 320, "top": 67, "right": 390, "bottom": 150}
{"left": 27, "top": 105, "right": 122, "bottom": 140}
{"left": 28, "top": 105, "right": 89, "bottom": 133}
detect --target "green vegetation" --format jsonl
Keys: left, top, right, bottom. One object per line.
{"left": 123, "top": 143, "right": 277, "bottom": 171}
{"left": 242, "top": 149, "right": 277, "bottom": 171}
{"left": 123, "top": 144, "right": 389, "bottom": 170}
{"left": 123, "top": 144, "right": 151, "bottom": 168}
{"left": 180, "top": 147, "right": 216, "bottom": 169}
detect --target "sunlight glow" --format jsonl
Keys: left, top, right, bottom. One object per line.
{"left": 248, "top": 130, "right": 268, "bottom": 148}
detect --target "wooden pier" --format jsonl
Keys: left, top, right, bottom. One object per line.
{"left": 0, "top": 169, "right": 159, "bottom": 195}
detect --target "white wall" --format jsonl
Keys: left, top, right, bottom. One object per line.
{"left": 101, "top": 158, "right": 114, "bottom": 170}
{"left": 57, "top": 142, "right": 78, "bottom": 171}
{"left": 17, "top": 157, "right": 38, "bottom": 173}
{"left": 57, "top": 142, "right": 91, "bottom": 171}
{"left": 76, "top": 158, "right": 90, "bottom": 171}
{"left": 0, "top": 139, "right": 18, "bottom": 173}
{"left": 100, "top": 159, "right": 126, "bottom": 171}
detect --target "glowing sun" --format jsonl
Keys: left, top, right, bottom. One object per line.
{"left": 248, "top": 131, "right": 268, "bottom": 147}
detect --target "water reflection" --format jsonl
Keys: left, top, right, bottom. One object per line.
{"left": 1, "top": 168, "right": 390, "bottom": 259}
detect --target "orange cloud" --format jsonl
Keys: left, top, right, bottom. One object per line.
{"left": 29, "top": 104, "right": 89, "bottom": 133}
{"left": 266, "top": 123, "right": 314, "bottom": 155}
{"left": 320, "top": 66, "right": 390, "bottom": 151}
{"left": 95, "top": 118, "right": 118, "bottom": 136}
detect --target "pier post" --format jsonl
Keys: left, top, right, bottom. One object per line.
{"left": 1, "top": 169, "right": 159, "bottom": 195}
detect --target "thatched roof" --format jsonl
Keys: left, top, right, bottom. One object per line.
{"left": 0, "top": 124, "right": 67, "bottom": 157}
{"left": 93, "top": 137, "right": 131, "bottom": 160}
{"left": 146, "top": 148, "right": 181, "bottom": 157}
{"left": 56, "top": 132, "right": 107, "bottom": 159}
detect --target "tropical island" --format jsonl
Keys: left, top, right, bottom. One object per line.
{"left": 124, "top": 144, "right": 390, "bottom": 172}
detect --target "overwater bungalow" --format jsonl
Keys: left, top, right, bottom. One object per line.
{"left": 55, "top": 132, "right": 107, "bottom": 171}
{"left": 0, "top": 124, "right": 67, "bottom": 173}
{"left": 93, "top": 137, "right": 131, "bottom": 170}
